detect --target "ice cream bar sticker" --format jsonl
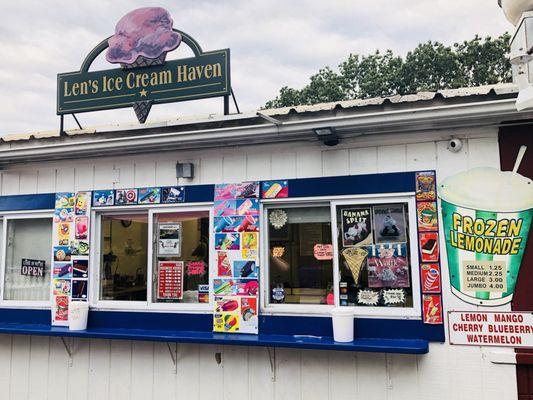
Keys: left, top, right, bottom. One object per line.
{"left": 419, "top": 232, "right": 439, "bottom": 262}
{"left": 314, "top": 244, "right": 333, "bottom": 260}
{"left": 262, "top": 180, "right": 288, "bottom": 199}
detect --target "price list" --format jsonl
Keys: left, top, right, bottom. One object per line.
{"left": 157, "top": 261, "right": 184, "bottom": 299}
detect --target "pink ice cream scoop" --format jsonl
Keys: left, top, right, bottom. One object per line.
{"left": 106, "top": 7, "right": 182, "bottom": 64}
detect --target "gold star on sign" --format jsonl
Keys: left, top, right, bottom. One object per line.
{"left": 139, "top": 89, "right": 148, "bottom": 97}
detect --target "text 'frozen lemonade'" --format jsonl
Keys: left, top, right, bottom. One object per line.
{"left": 439, "top": 167, "right": 533, "bottom": 306}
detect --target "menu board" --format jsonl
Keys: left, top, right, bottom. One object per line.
{"left": 157, "top": 261, "right": 184, "bottom": 300}
{"left": 51, "top": 191, "right": 91, "bottom": 326}
{"left": 212, "top": 182, "right": 260, "bottom": 334}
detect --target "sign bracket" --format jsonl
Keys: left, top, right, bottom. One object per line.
{"left": 59, "top": 113, "right": 83, "bottom": 136}
{"left": 231, "top": 89, "right": 240, "bottom": 114}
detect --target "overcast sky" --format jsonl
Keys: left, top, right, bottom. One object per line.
{"left": 0, "top": 0, "right": 513, "bottom": 135}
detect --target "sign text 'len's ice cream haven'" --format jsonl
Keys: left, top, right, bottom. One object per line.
{"left": 448, "top": 311, "right": 533, "bottom": 348}
{"left": 57, "top": 7, "right": 230, "bottom": 123}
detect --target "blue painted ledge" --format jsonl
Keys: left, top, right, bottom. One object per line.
{"left": 0, "top": 323, "right": 428, "bottom": 354}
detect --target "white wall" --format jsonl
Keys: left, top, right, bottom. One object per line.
{"left": 0, "top": 126, "right": 518, "bottom": 400}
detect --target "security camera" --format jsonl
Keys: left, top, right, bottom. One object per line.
{"left": 447, "top": 138, "right": 463, "bottom": 153}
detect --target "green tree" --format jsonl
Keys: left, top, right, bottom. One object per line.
{"left": 265, "top": 33, "right": 512, "bottom": 109}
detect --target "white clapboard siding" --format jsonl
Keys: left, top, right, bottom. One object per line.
{"left": 0, "top": 127, "right": 518, "bottom": 400}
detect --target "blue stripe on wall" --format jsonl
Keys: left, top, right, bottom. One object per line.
{"left": 0, "top": 193, "right": 55, "bottom": 211}
{"left": 288, "top": 171, "right": 416, "bottom": 198}
{"left": 0, "top": 171, "right": 423, "bottom": 212}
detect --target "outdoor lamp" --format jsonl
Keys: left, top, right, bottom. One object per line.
{"left": 500, "top": 0, "right": 533, "bottom": 25}
{"left": 313, "top": 127, "right": 340, "bottom": 146}
{"left": 176, "top": 162, "right": 194, "bottom": 179}
{"left": 499, "top": 0, "right": 533, "bottom": 109}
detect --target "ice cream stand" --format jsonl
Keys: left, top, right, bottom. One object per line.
{"left": 0, "top": 6, "right": 531, "bottom": 400}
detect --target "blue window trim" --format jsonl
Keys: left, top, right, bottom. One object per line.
{"left": 0, "top": 171, "right": 444, "bottom": 351}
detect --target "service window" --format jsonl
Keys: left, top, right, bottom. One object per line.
{"left": 151, "top": 210, "right": 210, "bottom": 304}
{"left": 3, "top": 216, "right": 53, "bottom": 302}
{"left": 266, "top": 205, "right": 333, "bottom": 305}
{"left": 335, "top": 201, "right": 416, "bottom": 308}
{"left": 99, "top": 213, "right": 149, "bottom": 301}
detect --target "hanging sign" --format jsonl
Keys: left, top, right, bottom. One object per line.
{"left": 57, "top": 7, "right": 231, "bottom": 123}
{"left": 21, "top": 259, "right": 46, "bottom": 277}
{"left": 448, "top": 311, "right": 533, "bottom": 348}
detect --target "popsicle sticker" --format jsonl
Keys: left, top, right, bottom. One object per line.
{"left": 236, "top": 199, "right": 259, "bottom": 216}
{"left": 215, "top": 233, "right": 240, "bottom": 250}
{"left": 423, "top": 294, "right": 443, "bottom": 324}
{"left": 421, "top": 263, "right": 441, "bottom": 293}
{"left": 138, "top": 187, "right": 161, "bottom": 204}
{"left": 262, "top": 180, "right": 288, "bottom": 199}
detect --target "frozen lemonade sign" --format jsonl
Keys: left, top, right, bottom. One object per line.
{"left": 439, "top": 167, "right": 533, "bottom": 306}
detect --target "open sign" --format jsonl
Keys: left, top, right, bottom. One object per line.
{"left": 21, "top": 259, "right": 46, "bottom": 277}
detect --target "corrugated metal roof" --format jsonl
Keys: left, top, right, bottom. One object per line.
{"left": 0, "top": 83, "right": 518, "bottom": 142}
{"left": 261, "top": 83, "right": 518, "bottom": 116}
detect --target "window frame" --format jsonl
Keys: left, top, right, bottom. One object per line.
{"left": 90, "top": 203, "right": 214, "bottom": 313}
{"left": 0, "top": 210, "right": 54, "bottom": 309}
{"left": 260, "top": 193, "right": 422, "bottom": 319}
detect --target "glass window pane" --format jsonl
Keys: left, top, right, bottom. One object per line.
{"left": 4, "top": 218, "right": 52, "bottom": 301}
{"left": 337, "top": 203, "right": 414, "bottom": 308}
{"left": 100, "top": 213, "right": 148, "bottom": 301}
{"left": 268, "top": 206, "right": 333, "bottom": 305}
{"left": 153, "top": 211, "right": 210, "bottom": 304}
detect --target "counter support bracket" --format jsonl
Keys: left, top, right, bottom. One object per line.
{"left": 167, "top": 342, "right": 178, "bottom": 374}
{"left": 386, "top": 354, "right": 393, "bottom": 390}
{"left": 61, "top": 337, "right": 73, "bottom": 367}
{"left": 267, "top": 347, "right": 276, "bottom": 382}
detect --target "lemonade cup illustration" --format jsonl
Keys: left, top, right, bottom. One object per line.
{"left": 438, "top": 155, "right": 533, "bottom": 306}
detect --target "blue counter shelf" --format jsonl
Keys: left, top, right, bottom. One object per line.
{"left": 0, "top": 309, "right": 440, "bottom": 355}
{"left": 0, "top": 323, "right": 428, "bottom": 354}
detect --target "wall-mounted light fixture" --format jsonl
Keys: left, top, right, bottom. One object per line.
{"left": 313, "top": 127, "right": 340, "bottom": 146}
{"left": 499, "top": 0, "right": 533, "bottom": 110}
{"left": 176, "top": 162, "right": 194, "bottom": 179}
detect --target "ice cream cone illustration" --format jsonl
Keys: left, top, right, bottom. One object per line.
{"left": 106, "top": 7, "right": 182, "bottom": 123}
